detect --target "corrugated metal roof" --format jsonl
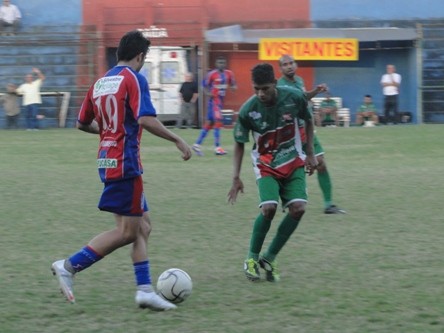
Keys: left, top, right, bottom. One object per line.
{"left": 205, "top": 25, "right": 418, "bottom": 43}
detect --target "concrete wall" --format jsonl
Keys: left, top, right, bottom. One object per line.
{"left": 12, "top": 0, "right": 81, "bottom": 26}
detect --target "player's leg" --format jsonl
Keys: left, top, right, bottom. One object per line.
{"left": 52, "top": 177, "right": 145, "bottom": 303}
{"left": 356, "top": 113, "right": 363, "bottom": 125}
{"left": 213, "top": 120, "right": 227, "bottom": 155}
{"left": 193, "top": 102, "right": 214, "bottom": 155}
{"left": 212, "top": 103, "right": 227, "bottom": 154}
{"left": 260, "top": 168, "right": 307, "bottom": 282}
{"left": 133, "top": 211, "right": 176, "bottom": 310}
{"left": 244, "top": 176, "right": 279, "bottom": 281}
{"left": 312, "top": 137, "right": 345, "bottom": 214}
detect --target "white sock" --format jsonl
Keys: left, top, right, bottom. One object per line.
{"left": 138, "top": 284, "right": 154, "bottom": 293}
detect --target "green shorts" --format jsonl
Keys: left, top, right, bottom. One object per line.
{"left": 257, "top": 167, "right": 307, "bottom": 209}
{"left": 303, "top": 134, "right": 324, "bottom": 156}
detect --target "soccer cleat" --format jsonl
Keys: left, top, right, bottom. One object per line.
{"left": 51, "top": 260, "right": 75, "bottom": 304}
{"left": 135, "top": 290, "right": 177, "bottom": 311}
{"left": 258, "top": 257, "right": 280, "bottom": 282}
{"left": 214, "top": 147, "right": 227, "bottom": 155}
{"left": 244, "top": 258, "right": 260, "bottom": 281}
{"left": 324, "top": 205, "right": 346, "bottom": 214}
{"left": 192, "top": 144, "right": 204, "bottom": 156}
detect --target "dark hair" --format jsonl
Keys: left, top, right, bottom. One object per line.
{"left": 251, "top": 63, "right": 275, "bottom": 85}
{"left": 116, "top": 30, "right": 151, "bottom": 62}
{"left": 365, "top": 94, "right": 372, "bottom": 98}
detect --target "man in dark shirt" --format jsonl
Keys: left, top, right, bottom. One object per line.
{"left": 177, "top": 72, "right": 198, "bottom": 128}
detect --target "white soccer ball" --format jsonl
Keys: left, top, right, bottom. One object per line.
{"left": 156, "top": 268, "right": 192, "bottom": 304}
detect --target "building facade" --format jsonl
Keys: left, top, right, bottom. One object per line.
{"left": 2, "top": 0, "right": 444, "bottom": 125}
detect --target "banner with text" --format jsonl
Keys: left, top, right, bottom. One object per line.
{"left": 259, "top": 38, "right": 359, "bottom": 61}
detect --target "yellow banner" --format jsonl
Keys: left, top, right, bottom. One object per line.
{"left": 259, "top": 38, "right": 359, "bottom": 61}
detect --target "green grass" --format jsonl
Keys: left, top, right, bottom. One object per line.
{"left": 0, "top": 125, "right": 443, "bottom": 333}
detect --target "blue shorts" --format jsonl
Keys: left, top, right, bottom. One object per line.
{"left": 98, "top": 176, "right": 148, "bottom": 216}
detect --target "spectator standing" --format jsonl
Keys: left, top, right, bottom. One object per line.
{"left": 177, "top": 72, "right": 198, "bottom": 128}
{"left": 356, "top": 94, "right": 379, "bottom": 126}
{"left": 16, "top": 68, "right": 45, "bottom": 130}
{"left": 0, "top": 0, "right": 21, "bottom": 36}
{"left": 381, "top": 64, "right": 401, "bottom": 124}
{"left": 1, "top": 83, "right": 20, "bottom": 129}
{"left": 192, "top": 56, "right": 237, "bottom": 156}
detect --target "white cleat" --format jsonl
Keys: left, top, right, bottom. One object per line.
{"left": 51, "top": 260, "right": 75, "bottom": 304}
{"left": 192, "top": 144, "right": 204, "bottom": 156}
{"left": 135, "top": 290, "right": 177, "bottom": 311}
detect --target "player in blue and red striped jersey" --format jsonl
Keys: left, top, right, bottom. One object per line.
{"left": 192, "top": 56, "right": 237, "bottom": 156}
{"left": 51, "top": 30, "right": 192, "bottom": 311}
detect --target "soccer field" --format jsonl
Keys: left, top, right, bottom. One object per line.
{"left": 0, "top": 125, "right": 443, "bottom": 333}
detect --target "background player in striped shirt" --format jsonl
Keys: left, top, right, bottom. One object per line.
{"left": 192, "top": 56, "right": 237, "bottom": 156}
{"left": 51, "top": 30, "right": 192, "bottom": 311}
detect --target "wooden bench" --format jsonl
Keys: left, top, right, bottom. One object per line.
{"left": 310, "top": 97, "right": 350, "bottom": 127}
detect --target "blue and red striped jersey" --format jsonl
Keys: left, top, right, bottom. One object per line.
{"left": 78, "top": 66, "right": 156, "bottom": 182}
{"left": 203, "top": 69, "right": 236, "bottom": 101}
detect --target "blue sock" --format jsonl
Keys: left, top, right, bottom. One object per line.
{"left": 133, "top": 260, "right": 151, "bottom": 287}
{"left": 196, "top": 128, "right": 209, "bottom": 145}
{"left": 68, "top": 246, "right": 103, "bottom": 273}
{"left": 214, "top": 128, "right": 220, "bottom": 147}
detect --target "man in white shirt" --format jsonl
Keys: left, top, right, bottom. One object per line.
{"left": 380, "top": 64, "right": 401, "bottom": 124}
{"left": 0, "top": 0, "right": 21, "bottom": 35}
{"left": 16, "top": 68, "right": 46, "bottom": 130}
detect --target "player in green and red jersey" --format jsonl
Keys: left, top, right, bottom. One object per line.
{"left": 228, "top": 63, "right": 318, "bottom": 282}
{"left": 277, "top": 54, "right": 345, "bottom": 215}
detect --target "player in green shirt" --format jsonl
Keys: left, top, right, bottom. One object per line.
{"left": 277, "top": 54, "right": 345, "bottom": 214}
{"left": 356, "top": 94, "right": 379, "bottom": 125}
{"left": 228, "top": 63, "right": 318, "bottom": 282}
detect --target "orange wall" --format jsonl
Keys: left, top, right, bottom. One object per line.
{"left": 204, "top": 0, "right": 309, "bottom": 27}
{"left": 82, "top": 0, "right": 312, "bottom": 110}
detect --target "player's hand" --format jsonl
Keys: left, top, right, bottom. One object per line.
{"left": 316, "top": 84, "right": 328, "bottom": 93}
{"left": 176, "top": 140, "right": 192, "bottom": 161}
{"left": 227, "top": 177, "right": 244, "bottom": 204}
{"left": 305, "top": 155, "right": 318, "bottom": 176}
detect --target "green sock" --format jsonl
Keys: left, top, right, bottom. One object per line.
{"left": 263, "top": 214, "right": 300, "bottom": 261}
{"left": 317, "top": 170, "right": 332, "bottom": 208}
{"left": 247, "top": 214, "right": 272, "bottom": 261}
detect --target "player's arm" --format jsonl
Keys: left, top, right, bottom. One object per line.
{"left": 77, "top": 90, "right": 99, "bottom": 134}
{"left": 228, "top": 140, "right": 245, "bottom": 204}
{"left": 303, "top": 118, "right": 317, "bottom": 175}
{"left": 305, "top": 83, "right": 328, "bottom": 100}
{"left": 138, "top": 116, "right": 191, "bottom": 161}
{"left": 203, "top": 73, "right": 213, "bottom": 97}
{"left": 77, "top": 120, "right": 99, "bottom": 134}
{"left": 299, "top": 97, "right": 317, "bottom": 174}
{"left": 229, "top": 71, "right": 238, "bottom": 91}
